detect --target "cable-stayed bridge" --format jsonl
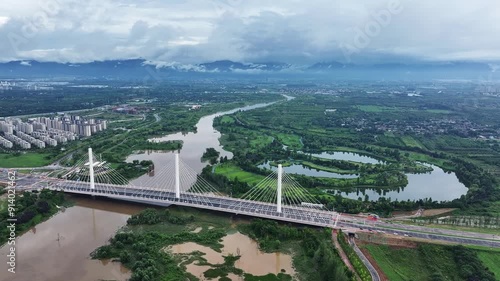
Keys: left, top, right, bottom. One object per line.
{"left": 39, "top": 148, "right": 341, "bottom": 228}
{"left": 24, "top": 148, "right": 500, "bottom": 248}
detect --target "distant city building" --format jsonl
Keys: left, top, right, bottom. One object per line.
{"left": 0, "top": 114, "right": 107, "bottom": 150}
{"left": 0, "top": 136, "right": 13, "bottom": 148}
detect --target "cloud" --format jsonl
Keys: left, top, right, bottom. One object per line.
{"left": 0, "top": 0, "right": 499, "bottom": 64}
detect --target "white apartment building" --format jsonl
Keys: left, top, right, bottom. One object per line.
{"left": 0, "top": 121, "right": 13, "bottom": 134}
{"left": 16, "top": 131, "right": 46, "bottom": 148}
{"left": 0, "top": 136, "right": 13, "bottom": 148}
{"left": 4, "top": 133, "right": 31, "bottom": 149}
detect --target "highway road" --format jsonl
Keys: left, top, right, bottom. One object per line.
{"left": 339, "top": 222, "right": 500, "bottom": 248}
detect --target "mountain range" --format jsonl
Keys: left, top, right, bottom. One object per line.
{"left": 0, "top": 59, "right": 497, "bottom": 80}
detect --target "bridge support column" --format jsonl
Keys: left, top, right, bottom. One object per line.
{"left": 175, "top": 153, "right": 180, "bottom": 199}
{"left": 334, "top": 213, "right": 341, "bottom": 227}
{"left": 88, "top": 147, "right": 95, "bottom": 190}
{"left": 277, "top": 164, "right": 282, "bottom": 213}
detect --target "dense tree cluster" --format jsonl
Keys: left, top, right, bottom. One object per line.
{"left": 450, "top": 245, "right": 496, "bottom": 281}
{"left": 202, "top": 147, "right": 220, "bottom": 164}
{"left": 0, "top": 190, "right": 65, "bottom": 245}
{"left": 241, "top": 219, "right": 351, "bottom": 281}
{"left": 127, "top": 209, "right": 194, "bottom": 225}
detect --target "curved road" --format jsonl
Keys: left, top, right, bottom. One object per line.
{"left": 349, "top": 238, "right": 380, "bottom": 281}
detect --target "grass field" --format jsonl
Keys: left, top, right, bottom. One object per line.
{"left": 0, "top": 198, "right": 7, "bottom": 212}
{"left": 219, "top": 116, "right": 235, "bottom": 124}
{"left": 276, "top": 133, "right": 302, "bottom": 149}
{"left": 215, "top": 163, "right": 265, "bottom": 185}
{"left": 363, "top": 243, "right": 500, "bottom": 281}
{"left": 406, "top": 151, "right": 455, "bottom": 170}
{"left": 248, "top": 134, "right": 274, "bottom": 149}
{"left": 401, "top": 136, "right": 426, "bottom": 149}
{"left": 0, "top": 153, "right": 53, "bottom": 168}
{"left": 362, "top": 244, "right": 445, "bottom": 280}
{"left": 476, "top": 250, "right": 500, "bottom": 279}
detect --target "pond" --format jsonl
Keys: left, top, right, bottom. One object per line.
{"left": 258, "top": 161, "right": 358, "bottom": 179}
{"left": 339, "top": 165, "right": 468, "bottom": 201}
{"left": 307, "top": 151, "right": 382, "bottom": 164}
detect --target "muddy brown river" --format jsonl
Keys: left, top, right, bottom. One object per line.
{"left": 0, "top": 197, "right": 142, "bottom": 281}
{"left": 168, "top": 231, "right": 295, "bottom": 280}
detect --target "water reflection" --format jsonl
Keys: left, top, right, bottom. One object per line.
{"left": 258, "top": 161, "right": 358, "bottom": 179}
{"left": 340, "top": 165, "right": 467, "bottom": 201}
{"left": 308, "top": 151, "right": 382, "bottom": 164}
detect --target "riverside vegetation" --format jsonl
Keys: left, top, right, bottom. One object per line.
{"left": 0, "top": 190, "right": 67, "bottom": 245}
{"left": 212, "top": 91, "right": 500, "bottom": 217}
{"left": 92, "top": 207, "right": 355, "bottom": 281}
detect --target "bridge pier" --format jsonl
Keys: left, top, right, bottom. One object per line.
{"left": 277, "top": 164, "right": 282, "bottom": 213}
{"left": 175, "top": 152, "right": 180, "bottom": 199}
{"left": 88, "top": 147, "right": 95, "bottom": 190}
{"left": 334, "top": 213, "right": 341, "bottom": 227}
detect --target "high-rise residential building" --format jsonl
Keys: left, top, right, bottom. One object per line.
{"left": 0, "top": 136, "right": 13, "bottom": 149}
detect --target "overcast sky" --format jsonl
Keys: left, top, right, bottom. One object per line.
{"left": 0, "top": 0, "right": 499, "bottom": 64}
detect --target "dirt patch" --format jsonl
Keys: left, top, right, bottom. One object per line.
{"left": 392, "top": 210, "right": 418, "bottom": 217}
{"left": 356, "top": 234, "right": 418, "bottom": 249}
{"left": 422, "top": 208, "right": 456, "bottom": 217}
{"left": 359, "top": 247, "right": 389, "bottom": 281}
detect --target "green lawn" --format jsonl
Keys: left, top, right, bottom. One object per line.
{"left": 248, "top": 134, "right": 274, "bottom": 149}
{"left": 476, "top": 250, "right": 500, "bottom": 280}
{"left": 364, "top": 243, "right": 499, "bottom": 281}
{"left": 215, "top": 163, "right": 265, "bottom": 185}
{"left": 363, "top": 245, "right": 434, "bottom": 280}
{"left": 219, "top": 116, "right": 235, "bottom": 124}
{"left": 0, "top": 198, "right": 7, "bottom": 212}
{"left": 0, "top": 153, "right": 53, "bottom": 168}
{"left": 362, "top": 244, "right": 461, "bottom": 281}
{"left": 401, "top": 136, "right": 425, "bottom": 149}
{"left": 275, "top": 133, "right": 302, "bottom": 149}
{"left": 406, "top": 151, "right": 455, "bottom": 170}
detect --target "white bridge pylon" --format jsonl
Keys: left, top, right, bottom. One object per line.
{"left": 231, "top": 164, "right": 341, "bottom": 223}
{"left": 49, "top": 148, "right": 341, "bottom": 227}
